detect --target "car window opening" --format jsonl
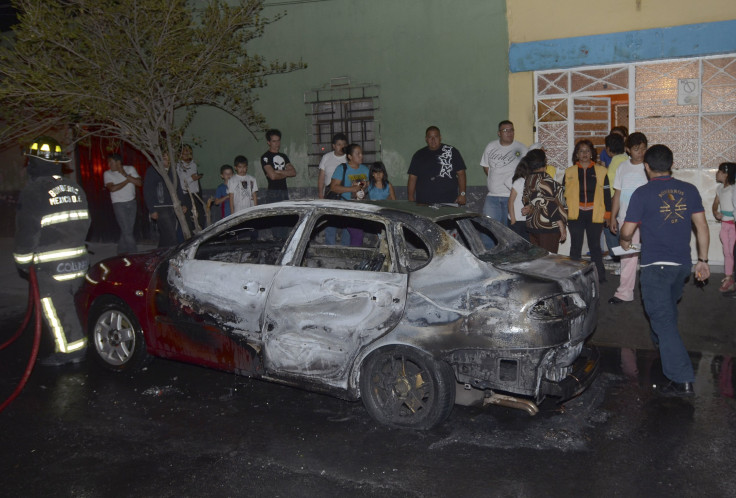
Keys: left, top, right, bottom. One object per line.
{"left": 401, "top": 225, "right": 431, "bottom": 271}
{"left": 194, "top": 214, "right": 300, "bottom": 265}
{"left": 436, "top": 219, "right": 473, "bottom": 250}
{"left": 439, "top": 216, "right": 546, "bottom": 264}
{"left": 301, "top": 215, "right": 392, "bottom": 272}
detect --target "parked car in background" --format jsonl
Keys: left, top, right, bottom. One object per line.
{"left": 77, "top": 200, "right": 600, "bottom": 429}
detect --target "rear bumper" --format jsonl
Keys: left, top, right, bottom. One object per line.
{"left": 539, "top": 345, "right": 600, "bottom": 400}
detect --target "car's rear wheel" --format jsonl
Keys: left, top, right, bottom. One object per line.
{"left": 89, "top": 299, "right": 150, "bottom": 372}
{"left": 359, "top": 346, "right": 456, "bottom": 430}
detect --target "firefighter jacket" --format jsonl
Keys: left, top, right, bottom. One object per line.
{"left": 13, "top": 158, "right": 91, "bottom": 280}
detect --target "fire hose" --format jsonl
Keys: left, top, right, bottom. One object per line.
{"left": 0, "top": 265, "right": 42, "bottom": 414}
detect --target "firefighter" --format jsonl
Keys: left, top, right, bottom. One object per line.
{"left": 13, "top": 136, "right": 91, "bottom": 366}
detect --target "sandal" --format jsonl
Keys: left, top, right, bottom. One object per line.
{"left": 719, "top": 276, "right": 735, "bottom": 292}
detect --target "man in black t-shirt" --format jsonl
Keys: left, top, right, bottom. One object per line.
{"left": 260, "top": 129, "right": 296, "bottom": 204}
{"left": 407, "top": 126, "right": 467, "bottom": 205}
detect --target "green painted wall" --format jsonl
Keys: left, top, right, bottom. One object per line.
{"left": 187, "top": 0, "right": 509, "bottom": 192}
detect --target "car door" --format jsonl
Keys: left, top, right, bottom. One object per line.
{"left": 262, "top": 213, "right": 407, "bottom": 383}
{"left": 155, "top": 211, "right": 302, "bottom": 371}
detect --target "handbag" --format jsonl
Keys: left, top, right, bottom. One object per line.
{"left": 324, "top": 164, "right": 347, "bottom": 200}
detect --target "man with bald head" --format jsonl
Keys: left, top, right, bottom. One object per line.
{"left": 407, "top": 126, "right": 467, "bottom": 205}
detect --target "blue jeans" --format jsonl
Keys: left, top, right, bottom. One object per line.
{"left": 112, "top": 199, "right": 138, "bottom": 254}
{"left": 340, "top": 228, "right": 351, "bottom": 246}
{"left": 603, "top": 225, "right": 620, "bottom": 261}
{"left": 324, "top": 226, "right": 351, "bottom": 246}
{"left": 482, "top": 196, "right": 509, "bottom": 226}
{"left": 640, "top": 264, "right": 694, "bottom": 383}
{"left": 325, "top": 226, "right": 337, "bottom": 245}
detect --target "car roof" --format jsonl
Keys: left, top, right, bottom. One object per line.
{"left": 370, "top": 200, "right": 478, "bottom": 222}
{"left": 255, "top": 199, "right": 478, "bottom": 222}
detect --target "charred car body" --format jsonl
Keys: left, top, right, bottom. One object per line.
{"left": 77, "top": 200, "right": 600, "bottom": 429}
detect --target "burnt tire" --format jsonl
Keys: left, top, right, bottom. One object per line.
{"left": 89, "top": 299, "right": 150, "bottom": 372}
{"left": 359, "top": 346, "right": 456, "bottom": 430}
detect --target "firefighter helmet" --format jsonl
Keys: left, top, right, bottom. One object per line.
{"left": 26, "top": 136, "right": 71, "bottom": 163}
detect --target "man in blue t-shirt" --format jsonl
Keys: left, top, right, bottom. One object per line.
{"left": 620, "top": 144, "right": 710, "bottom": 397}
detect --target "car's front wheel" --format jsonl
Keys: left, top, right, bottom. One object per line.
{"left": 359, "top": 346, "right": 456, "bottom": 430}
{"left": 89, "top": 299, "right": 150, "bottom": 372}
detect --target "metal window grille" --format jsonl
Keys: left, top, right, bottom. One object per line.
{"left": 304, "top": 79, "right": 380, "bottom": 168}
{"left": 534, "top": 54, "right": 736, "bottom": 172}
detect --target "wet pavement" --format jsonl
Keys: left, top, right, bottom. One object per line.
{"left": 1, "top": 239, "right": 735, "bottom": 496}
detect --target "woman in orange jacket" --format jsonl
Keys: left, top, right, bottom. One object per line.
{"left": 563, "top": 139, "right": 612, "bottom": 283}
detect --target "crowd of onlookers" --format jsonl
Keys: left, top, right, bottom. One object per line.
{"left": 498, "top": 125, "right": 735, "bottom": 296}
{"left": 18, "top": 122, "right": 729, "bottom": 391}
{"left": 399, "top": 120, "right": 735, "bottom": 298}
{"left": 448, "top": 120, "right": 721, "bottom": 396}
{"left": 126, "top": 130, "right": 400, "bottom": 250}
{"left": 105, "top": 123, "right": 735, "bottom": 300}
{"left": 142, "top": 122, "right": 729, "bottom": 397}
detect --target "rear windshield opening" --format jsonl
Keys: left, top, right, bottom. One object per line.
{"left": 437, "top": 216, "right": 546, "bottom": 263}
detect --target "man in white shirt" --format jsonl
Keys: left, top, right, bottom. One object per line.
{"left": 317, "top": 133, "right": 348, "bottom": 245}
{"left": 479, "top": 120, "right": 528, "bottom": 225}
{"left": 104, "top": 153, "right": 142, "bottom": 254}
{"left": 318, "top": 133, "right": 348, "bottom": 199}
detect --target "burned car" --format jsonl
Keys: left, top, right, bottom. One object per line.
{"left": 77, "top": 200, "right": 599, "bottom": 429}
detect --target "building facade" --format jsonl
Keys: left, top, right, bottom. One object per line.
{"left": 507, "top": 0, "right": 736, "bottom": 263}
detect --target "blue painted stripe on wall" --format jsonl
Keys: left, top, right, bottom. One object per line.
{"left": 509, "top": 20, "right": 736, "bottom": 72}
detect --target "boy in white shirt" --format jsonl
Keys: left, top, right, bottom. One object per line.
{"left": 609, "top": 133, "right": 648, "bottom": 304}
{"left": 228, "top": 155, "right": 258, "bottom": 214}
{"left": 177, "top": 144, "right": 205, "bottom": 231}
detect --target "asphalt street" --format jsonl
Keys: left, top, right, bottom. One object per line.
{"left": 0, "top": 239, "right": 734, "bottom": 497}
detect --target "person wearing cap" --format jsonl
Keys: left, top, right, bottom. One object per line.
{"left": 13, "top": 136, "right": 91, "bottom": 366}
